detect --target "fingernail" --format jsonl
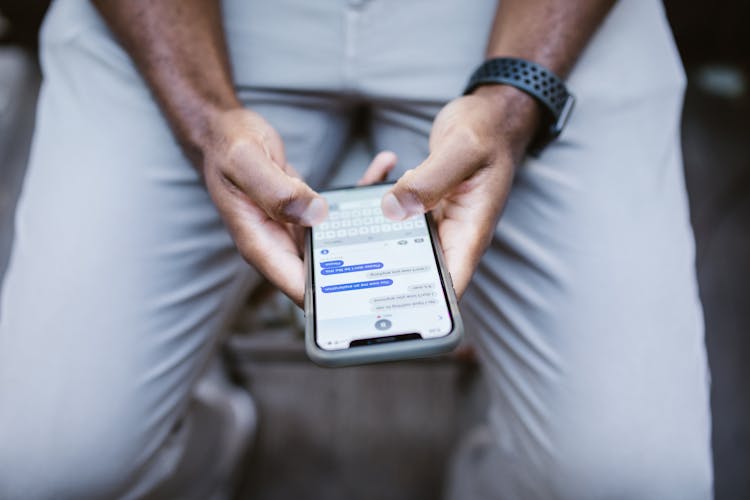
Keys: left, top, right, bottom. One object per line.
{"left": 300, "top": 197, "right": 327, "bottom": 225}
{"left": 382, "top": 192, "right": 422, "bottom": 221}
{"left": 379, "top": 150, "right": 397, "bottom": 164}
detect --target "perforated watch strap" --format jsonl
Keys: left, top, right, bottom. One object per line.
{"left": 464, "top": 57, "right": 575, "bottom": 149}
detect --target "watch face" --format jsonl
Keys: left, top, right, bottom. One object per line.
{"left": 551, "top": 94, "right": 576, "bottom": 137}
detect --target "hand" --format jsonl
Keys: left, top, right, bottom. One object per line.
{"left": 381, "top": 86, "right": 540, "bottom": 298}
{"left": 201, "top": 108, "right": 397, "bottom": 306}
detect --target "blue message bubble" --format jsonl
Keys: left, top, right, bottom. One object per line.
{"left": 321, "top": 262, "right": 383, "bottom": 275}
{"left": 320, "top": 260, "right": 344, "bottom": 268}
{"left": 321, "top": 279, "right": 393, "bottom": 293}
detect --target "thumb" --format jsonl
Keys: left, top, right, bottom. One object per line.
{"left": 227, "top": 143, "right": 328, "bottom": 226}
{"left": 381, "top": 137, "right": 478, "bottom": 221}
{"left": 254, "top": 166, "right": 328, "bottom": 226}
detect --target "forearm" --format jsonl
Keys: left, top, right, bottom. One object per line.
{"left": 488, "top": 0, "right": 615, "bottom": 77}
{"left": 92, "top": 0, "right": 239, "bottom": 166}
{"left": 476, "top": 0, "right": 616, "bottom": 154}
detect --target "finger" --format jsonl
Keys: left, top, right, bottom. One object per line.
{"left": 223, "top": 200, "right": 307, "bottom": 306}
{"left": 205, "top": 164, "right": 308, "bottom": 306}
{"left": 445, "top": 241, "right": 483, "bottom": 300}
{"left": 357, "top": 150, "right": 398, "bottom": 186}
{"left": 288, "top": 221, "right": 306, "bottom": 253}
{"left": 381, "top": 134, "right": 482, "bottom": 220}
{"left": 253, "top": 245, "right": 306, "bottom": 307}
{"left": 225, "top": 141, "right": 328, "bottom": 226}
{"left": 438, "top": 201, "right": 497, "bottom": 298}
{"left": 444, "top": 247, "right": 483, "bottom": 300}
{"left": 255, "top": 246, "right": 306, "bottom": 307}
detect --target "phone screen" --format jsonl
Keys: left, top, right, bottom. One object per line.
{"left": 311, "top": 184, "right": 454, "bottom": 351}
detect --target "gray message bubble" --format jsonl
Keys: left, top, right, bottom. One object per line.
{"left": 372, "top": 298, "right": 439, "bottom": 312}
{"left": 367, "top": 265, "right": 430, "bottom": 278}
{"left": 369, "top": 291, "right": 437, "bottom": 304}
{"left": 407, "top": 283, "right": 436, "bottom": 292}
{"left": 369, "top": 291, "right": 438, "bottom": 311}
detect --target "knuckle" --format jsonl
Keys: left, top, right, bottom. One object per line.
{"left": 404, "top": 182, "right": 429, "bottom": 206}
{"left": 269, "top": 192, "right": 296, "bottom": 219}
{"left": 225, "top": 139, "right": 255, "bottom": 167}
{"left": 268, "top": 179, "right": 305, "bottom": 221}
{"left": 399, "top": 170, "right": 433, "bottom": 207}
{"left": 439, "top": 122, "right": 485, "bottom": 159}
{"left": 455, "top": 126, "right": 484, "bottom": 154}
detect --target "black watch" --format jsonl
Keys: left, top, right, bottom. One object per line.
{"left": 464, "top": 57, "right": 575, "bottom": 152}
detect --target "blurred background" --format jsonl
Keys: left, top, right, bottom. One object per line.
{"left": 1, "top": 1, "right": 748, "bottom": 499}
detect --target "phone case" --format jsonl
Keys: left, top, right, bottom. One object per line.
{"left": 304, "top": 210, "right": 464, "bottom": 367}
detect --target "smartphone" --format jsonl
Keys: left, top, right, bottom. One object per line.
{"left": 304, "top": 182, "right": 463, "bottom": 367}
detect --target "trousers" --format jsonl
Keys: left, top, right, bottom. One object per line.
{"left": 0, "top": 0, "right": 712, "bottom": 498}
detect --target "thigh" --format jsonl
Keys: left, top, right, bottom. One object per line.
{"left": 453, "top": 3, "right": 711, "bottom": 499}
{"left": 0, "top": 2, "right": 349, "bottom": 498}
{"left": 459, "top": 112, "right": 711, "bottom": 499}
{"left": 368, "top": 1, "right": 712, "bottom": 497}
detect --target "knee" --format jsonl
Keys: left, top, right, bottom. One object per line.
{"left": 0, "top": 405, "right": 145, "bottom": 499}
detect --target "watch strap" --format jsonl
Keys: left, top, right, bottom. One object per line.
{"left": 464, "top": 57, "right": 575, "bottom": 150}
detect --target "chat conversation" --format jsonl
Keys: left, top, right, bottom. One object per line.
{"left": 367, "top": 265, "right": 430, "bottom": 278}
{"left": 369, "top": 290, "right": 438, "bottom": 311}
{"left": 321, "top": 262, "right": 383, "bottom": 275}
{"left": 321, "top": 279, "right": 393, "bottom": 294}
{"left": 320, "top": 260, "right": 344, "bottom": 268}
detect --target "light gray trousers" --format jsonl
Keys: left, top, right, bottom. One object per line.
{"left": 0, "top": 0, "right": 712, "bottom": 498}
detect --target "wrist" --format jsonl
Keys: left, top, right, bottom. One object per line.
{"left": 470, "top": 84, "right": 542, "bottom": 161}
{"left": 170, "top": 95, "right": 244, "bottom": 169}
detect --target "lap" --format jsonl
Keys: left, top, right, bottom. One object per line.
{"left": 0, "top": 0, "right": 712, "bottom": 497}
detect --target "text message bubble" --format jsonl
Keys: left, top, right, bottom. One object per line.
{"left": 367, "top": 265, "right": 430, "bottom": 278}
{"left": 369, "top": 291, "right": 438, "bottom": 311}
{"left": 321, "top": 262, "right": 383, "bottom": 275}
{"left": 407, "top": 283, "right": 436, "bottom": 292}
{"left": 320, "top": 260, "right": 344, "bottom": 268}
{"left": 321, "top": 279, "right": 393, "bottom": 294}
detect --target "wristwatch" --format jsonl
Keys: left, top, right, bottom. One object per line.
{"left": 464, "top": 57, "right": 575, "bottom": 152}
